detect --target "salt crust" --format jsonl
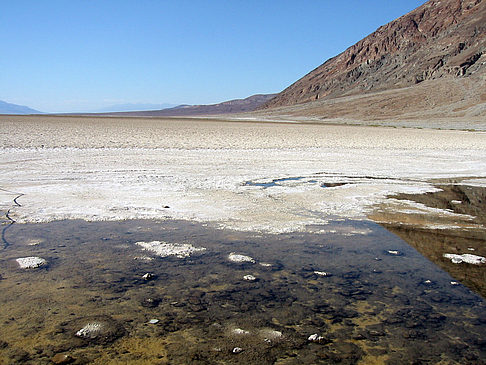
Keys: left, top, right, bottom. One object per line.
{"left": 443, "top": 253, "right": 486, "bottom": 265}
{"left": 135, "top": 241, "right": 206, "bottom": 258}
{"left": 2, "top": 120, "right": 486, "bottom": 233}
{"left": 228, "top": 253, "right": 255, "bottom": 263}
{"left": 16, "top": 256, "right": 47, "bottom": 269}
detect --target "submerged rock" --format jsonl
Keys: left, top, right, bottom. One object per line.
{"left": 67, "top": 315, "right": 125, "bottom": 345}
{"left": 15, "top": 256, "right": 47, "bottom": 269}
{"left": 75, "top": 322, "right": 104, "bottom": 339}
{"left": 51, "top": 353, "right": 74, "bottom": 364}
{"left": 443, "top": 253, "right": 486, "bottom": 265}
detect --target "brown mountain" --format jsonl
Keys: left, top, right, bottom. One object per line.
{"left": 260, "top": 0, "right": 486, "bottom": 123}
{"left": 108, "top": 94, "right": 275, "bottom": 117}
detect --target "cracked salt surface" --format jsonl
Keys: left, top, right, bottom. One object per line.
{"left": 2, "top": 119, "right": 486, "bottom": 233}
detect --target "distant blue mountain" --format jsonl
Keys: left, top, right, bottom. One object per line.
{"left": 90, "top": 103, "right": 177, "bottom": 113}
{"left": 0, "top": 100, "right": 41, "bottom": 114}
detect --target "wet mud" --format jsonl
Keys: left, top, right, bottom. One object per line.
{"left": 0, "top": 218, "right": 486, "bottom": 364}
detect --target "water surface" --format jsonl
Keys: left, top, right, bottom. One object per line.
{"left": 0, "top": 218, "right": 485, "bottom": 364}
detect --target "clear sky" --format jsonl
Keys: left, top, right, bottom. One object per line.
{"left": 1, "top": 0, "right": 426, "bottom": 112}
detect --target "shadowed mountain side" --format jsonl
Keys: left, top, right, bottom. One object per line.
{"left": 261, "top": 0, "right": 486, "bottom": 111}
{"left": 99, "top": 94, "right": 276, "bottom": 117}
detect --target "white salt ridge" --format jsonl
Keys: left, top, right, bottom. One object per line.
{"left": 135, "top": 241, "right": 206, "bottom": 258}
{"left": 16, "top": 256, "right": 47, "bottom": 269}
{"left": 228, "top": 253, "right": 255, "bottom": 263}
{"left": 443, "top": 253, "right": 486, "bottom": 265}
{"left": 75, "top": 322, "right": 104, "bottom": 339}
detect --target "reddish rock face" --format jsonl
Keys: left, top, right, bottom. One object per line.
{"left": 262, "top": 0, "right": 486, "bottom": 109}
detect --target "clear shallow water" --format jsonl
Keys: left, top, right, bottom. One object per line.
{"left": 0, "top": 218, "right": 485, "bottom": 364}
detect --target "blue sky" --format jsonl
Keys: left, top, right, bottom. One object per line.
{"left": 1, "top": 1, "right": 426, "bottom": 112}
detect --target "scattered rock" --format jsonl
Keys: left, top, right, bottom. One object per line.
{"left": 16, "top": 256, "right": 47, "bottom": 269}
{"left": 141, "top": 297, "right": 161, "bottom": 308}
{"left": 308, "top": 334, "right": 324, "bottom": 342}
{"left": 243, "top": 274, "right": 256, "bottom": 281}
{"left": 142, "top": 273, "right": 154, "bottom": 280}
{"left": 228, "top": 253, "right": 255, "bottom": 263}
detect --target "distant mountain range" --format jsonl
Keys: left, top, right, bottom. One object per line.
{"left": 0, "top": 100, "right": 41, "bottom": 114}
{"left": 259, "top": 0, "right": 486, "bottom": 123}
{"left": 89, "top": 103, "right": 177, "bottom": 113}
{"left": 97, "top": 94, "right": 276, "bottom": 117}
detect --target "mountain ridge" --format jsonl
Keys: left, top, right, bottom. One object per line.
{"left": 0, "top": 100, "right": 41, "bottom": 115}
{"left": 98, "top": 94, "right": 276, "bottom": 117}
{"left": 261, "top": 0, "right": 486, "bottom": 111}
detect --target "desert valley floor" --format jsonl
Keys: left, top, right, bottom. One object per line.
{"left": 1, "top": 115, "right": 486, "bottom": 364}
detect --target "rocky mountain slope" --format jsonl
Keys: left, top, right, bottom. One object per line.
{"left": 261, "top": 0, "right": 486, "bottom": 112}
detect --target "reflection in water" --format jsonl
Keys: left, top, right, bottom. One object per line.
{"left": 377, "top": 184, "right": 486, "bottom": 299}
{"left": 0, "top": 218, "right": 485, "bottom": 364}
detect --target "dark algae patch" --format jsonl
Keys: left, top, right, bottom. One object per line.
{"left": 0, "top": 218, "right": 486, "bottom": 364}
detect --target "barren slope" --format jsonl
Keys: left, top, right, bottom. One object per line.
{"left": 261, "top": 0, "right": 486, "bottom": 117}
